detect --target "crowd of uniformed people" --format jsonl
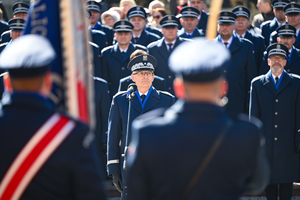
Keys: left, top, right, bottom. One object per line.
{"left": 0, "top": 0, "right": 300, "bottom": 199}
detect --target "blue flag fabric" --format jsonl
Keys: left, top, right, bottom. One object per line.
{"left": 23, "top": 0, "right": 65, "bottom": 108}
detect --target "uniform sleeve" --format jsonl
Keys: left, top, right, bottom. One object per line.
{"left": 295, "top": 84, "right": 300, "bottom": 142}
{"left": 70, "top": 127, "right": 107, "bottom": 199}
{"left": 256, "top": 38, "right": 266, "bottom": 72}
{"left": 107, "top": 97, "right": 122, "bottom": 176}
{"left": 101, "top": 51, "right": 110, "bottom": 84}
{"left": 249, "top": 81, "right": 260, "bottom": 119}
{"left": 245, "top": 128, "right": 270, "bottom": 194}
{"left": 246, "top": 43, "right": 258, "bottom": 109}
{"left": 100, "top": 83, "right": 111, "bottom": 144}
{"left": 259, "top": 53, "right": 269, "bottom": 75}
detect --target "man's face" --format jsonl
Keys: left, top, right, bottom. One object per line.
{"left": 256, "top": 0, "right": 270, "bottom": 13}
{"left": 120, "top": 1, "right": 132, "bottom": 16}
{"left": 115, "top": 32, "right": 132, "bottom": 45}
{"left": 286, "top": 14, "right": 300, "bottom": 27}
{"left": 10, "top": 30, "right": 22, "bottom": 40}
{"left": 103, "top": 15, "right": 115, "bottom": 28}
{"left": 129, "top": 16, "right": 146, "bottom": 32}
{"left": 274, "top": 8, "right": 286, "bottom": 22}
{"left": 162, "top": 27, "right": 178, "bottom": 42}
{"left": 89, "top": 10, "right": 100, "bottom": 25}
{"left": 182, "top": 17, "right": 199, "bottom": 33}
{"left": 131, "top": 70, "right": 154, "bottom": 90}
{"left": 188, "top": 0, "right": 203, "bottom": 12}
{"left": 217, "top": 24, "right": 234, "bottom": 40}
{"left": 14, "top": 13, "right": 27, "bottom": 20}
{"left": 267, "top": 55, "right": 287, "bottom": 74}
{"left": 277, "top": 37, "right": 295, "bottom": 50}
{"left": 234, "top": 17, "right": 249, "bottom": 33}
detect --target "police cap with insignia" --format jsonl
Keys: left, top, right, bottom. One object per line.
{"left": 127, "top": 54, "right": 157, "bottom": 72}
{"left": 12, "top": 2, "right": 29, "bottom": 15}
{"left": 160, "top": 15, "right": 180, "bottom": 28}
{"left": 231, "top": 6, "right": 250, "bottom": 19}
{"left": 8, "top": 18, "right": 26, "bottom": 31}
{"left": 169, "top": 38, "right": 231, "bottom": 82}
{"left": 218, "top": 11, "right": 237, "bottom": 24}
{"left": 272, "top": 0, "right": 290, "bottom": 10}
{"left": 0, "top": 35, "right": 56, "bottom": 78}
{"left": 85, "top": 0, "right": 101, "bottom": 13}
{"left": 266, "top": 43, "right": 289, "bottom": 58}
{"left": 284, "top": 2, "right": 300, "bottom": 16}
{"left": 113, "top": 20, "right": 134, "bottom": 33}
{"left": 127, "top": 6, "right": 147, "bottom": 19}
{"left": 276, "top": 24, "right": 296, "bottom": 38}
{"left": 180, "top": 6, "right": 200, "bottom": 18}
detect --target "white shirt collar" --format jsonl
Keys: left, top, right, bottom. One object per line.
{"left": 164, "top": 39, "right": 177, "bottom": 49}
{"left": 221, "top": 36, "right": 233, "bottom": 48}
{"left": 132, "top": 33, "right": 141, "bottom": 38}
{"left": 119, "top": 46, "right": 128, "bottom": 52}
{"left": 272, "top": 72, "right": 282, "bottom": 80}
{"left": 138, "top": 90, "right": 148, "bottom": 96}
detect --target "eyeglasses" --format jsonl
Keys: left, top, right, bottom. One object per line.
{"left": 153, "top": 15, "right": 162, "bottom": 19}
{"left": 133, "top": 71, "right": 153, "bottom": 76}
{"left": 269, "top": 56, "right": 285, "bottom": 62}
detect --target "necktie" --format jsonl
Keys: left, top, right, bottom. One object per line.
{"left": 224, "top": 42, "right": 228, "bottom": 48}
{"left": 275, "top": 76, "right": 279, "bottom": 85}
{"left": 167, "top": 43, "right": 173, "bottom": 53}
{"left": 141, "top": 94, "right": 146, "bottom": 104}
{"left": 134, "top": 37, "right": 139, "bottom": 43}
{"left": 121, "top": 51, "right": 125, "bottom": 58}
{"left": 239, "top": 35, "right": 243, "bottom": 39}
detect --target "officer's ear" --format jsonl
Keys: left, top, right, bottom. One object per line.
{"left": 3, "top": 72, "right": 12, "bottom": 93}
{"left": 219, "top": 78, "right": 228, "bottom": 98}
{"left": 41, "top": 72, "right": 52, "bottom": 96}
{"left": 277, "top": 37, "right": 280, "bottom": 43}
{"left": 173, "top": 77, "right": 185, "bottom": 99}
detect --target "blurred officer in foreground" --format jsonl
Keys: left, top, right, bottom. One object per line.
{"left": 177, "top": 6, "right": 205, "bottom": 39}
{"left": 0, "top": 35, "right": 106, "bottom": 199}
{"left": 101, "top": 20, "right": 147, "bottom": 98}
{"left": 260, "top": 24, "right": 300, "bottom": 75}
{"left": 107, "top": 53, "right": 175, "bottom": 200}
{"left": 127, "top": 38, "right": 270, "bottom": 200}
{"left": 216, "top": 11, "right": 257, "bottom": 115}
{"left": 260, "top": 0, "right": 288, "bottom": 46}
{"left": 250, "top": 43, "right": 300, "bottom": 200}
{"left": 148, "top": 15, "right": 190, "bottom": 95}
{"left": 232, "top": 6, "right": 265, "bottom": 71}
{"left": 1, "top": 1, "right": 29, "bottom": 44}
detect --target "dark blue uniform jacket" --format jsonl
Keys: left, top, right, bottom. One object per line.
{"left": 131, "top": 29, "right": 160, "bottom": 47}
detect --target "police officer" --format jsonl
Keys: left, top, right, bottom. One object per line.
{"left": 0, "top": 35, "right": 106, "bottom": 199}
{"left": 270, "top": 2, "right": 300, "bottom": 48}
{"left": 260, "top": 24, "right": 300, "bottom": 75}
{"left": 127, "top": 38, "right": 270, "bottom": 200}
{"left": 232, "top": 6, "right": 265, "bottom": 71}
{"left": 260, "top": 0, "right": 289, "bottom": 46}
{"left": 127, "top": 6, "right": 160, "bottom": 47}
{"left": 177, "top": 6, "right": 205, "bottom": 39}
{"left": 107, "top": 53, "right": 175, "bottom": 200}
{"left": 147, "top": 15, "right": 190, "bottom": 95}
{"left": 250, "top": 43, "right": 300, "bottom": 200}
{"left": 0, "top": 2, "right": 29, "bottom": 44}
{"left": 86, "top": 0, "right": 114, "bottom": 46}
{"left": 188, "top": 0, "right": 208, "bottom": 32}
{"left": 118, "top": 49, "right": 167, "bottom": 92}
{"left": 216, "top": 11, "right": 257, "bottom": 115}
{"left": 101, "top": 19, "right": 147, "bottom": 98}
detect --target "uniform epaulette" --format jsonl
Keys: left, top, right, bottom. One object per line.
{"left": 135, "top": 44, "right": 147, "bottom": 51}
{"left": 237, "top": 113, "right": 263, "bottom": 129}
{"left": 158, "top": 90, "right": 174, "bottom": 97}
{"left": 89, "top": 41, "right": 99, "bottom": 48}
{"left": 270, "top": 30, "right": 277, "bottom": 36}
{"left": 290, "top": 73, "right": 300, "bottom": 80}
{"left": 0, "top": 42, "right": 8, "bottom": 48}
{"left": 1, "top": 30, "right": 9, "bottom": 37}
{"left": 93, "top": 76, "right": 107, "bottom": 83}
{"left": 113, "top": 91, "right": 126, "bottom": 99}
{"left": 261, "top": 20, "right": 271, "bottom": 27}
{"left": 101, "top": 24, "right": 113, "bottom": 30}
{"left": 101, "top": 45, "right": 113, "bottom": 54}
{"left": 240, "top": 37, "right": 253, "bottom": 45}
{"left": 91, "top": 29, "right": 106, "bottom": 36}
{"left": 147, "top": 40, "right": 159, "bottom": 48}
{"left": 251, "top": 74, "right": 264, "bottom": 83}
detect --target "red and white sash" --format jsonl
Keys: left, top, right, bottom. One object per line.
{"left": 0, "top": 113, "right": 75, "bottom": 200}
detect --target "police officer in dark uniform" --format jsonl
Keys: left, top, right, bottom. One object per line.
{"left": 177, "top": 6, "right": 205, "bottom": 39}
{"left": 118, "top": 49, "right": 167, "bottom": 92}
{"left": 0, "top": 2, "right": 29, "bottom": 44}
{"left": 260, "top": 0, "right": 289, "bottom": 46}
{"left": 127, "top": 6, "right": 160, "bottom": 47}
{"left": 86, "top": 0, "right": 114, "bottom": 46}
{"left": 270, "top": 2, "right": 300, "bottom": 48}
{"left": 101, "top": 20, "right": 147, "bottom": 98}
{"left": 148, "top": 15, "right": 190, "bottom": 95}
{"left": 107, "top": 54, "right": 175, "bottom": 200}
{"left": 215, "top": 11, "right": 257, "bottom": 115}
{"left": 232, "top": 6, "right": 265, "bottom": 71}
{"left": 250, "top": 43, "right": 300, "bottom": 200}
{"left": 260, "top": 24, "right": 300, "bottom": 75}
{"left": 127, "top": 38, "right": 270, "bottom": 200}
{"left": 0, "top": 35, "right": 106, "bottom": 199}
